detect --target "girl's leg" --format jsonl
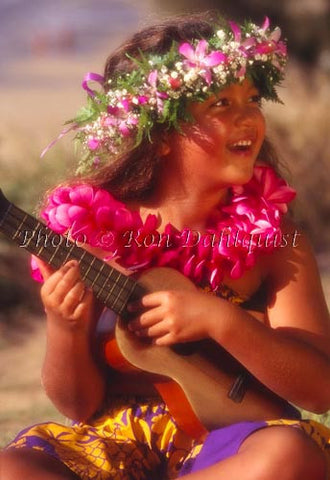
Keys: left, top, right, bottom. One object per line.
{"left": 0, "top": 448, "right": 81, "bottom": 480}
{"left": 179, "top": 426, "right": 327, "bottom": 480}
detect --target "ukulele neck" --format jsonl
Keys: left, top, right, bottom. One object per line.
{"left": 0, "top": 200, "right": 144, "bottom": 315}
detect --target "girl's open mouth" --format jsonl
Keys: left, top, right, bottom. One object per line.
{"left": 227, "top": 139, "right": 253, "bottom": 154}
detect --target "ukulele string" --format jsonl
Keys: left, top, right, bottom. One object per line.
{"left": 3, "top": 205, "right": 139, "bottom": 311}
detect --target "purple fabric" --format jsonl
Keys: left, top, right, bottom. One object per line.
{"left": 180, "top": 421, "right": 267, "bottom": 476}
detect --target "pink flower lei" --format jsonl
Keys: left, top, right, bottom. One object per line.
{"left": 33, "top": 166, "right": 296, "bottom": 291}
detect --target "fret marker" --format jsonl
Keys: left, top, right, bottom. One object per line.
{"left": 12, "top": 212, "right": 29, "bottom": 241}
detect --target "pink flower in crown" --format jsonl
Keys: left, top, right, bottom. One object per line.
{"left": 229, "top": 17, "right": 286, "bottom": 73}
{"left": 228, "top": 21, "right": 257, "bottom": 78}
{"left": 137, "top": 95, "right": 148, "bottom": 105}
{"left": 169, "top": 77, "right": 182, "bottom": 90}
{"left": 254, "top": 36, "right": 287, "bottom": 59}
{"left": 118, "top": 115, "right": 139, "bottom": 136}
{"left": 107, "top": 105, "right": 120, "bottom": 116}
{"left": 117, "top": 98, "right": 130, "bottom": 112}
{"left": 87, "top": 138, "right": 100, "bottom": 151}
{"left": 147, "top": 70, "right": 169, "bottom": 113}
{"left": 179, "top": 39, "right": 227, "bottom": 85}
{"left": 106, "top": 98, "right": 138, "bottom": 137}
{"left": 260, "top": 17, "right": 285, "bottom": 48}
{"left": 253, "top": 17, "right": 287, "bottom": 61}
{"left": 229, "top": 21, "right": 256, "bottom": 51}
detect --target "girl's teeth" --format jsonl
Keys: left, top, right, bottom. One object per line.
{"left": 233, "top": 140, "right": 252, "bottom": 147}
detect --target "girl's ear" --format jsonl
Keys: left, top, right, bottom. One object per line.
{"left": 158, "top": 136, "right": 171, "bottom": 157}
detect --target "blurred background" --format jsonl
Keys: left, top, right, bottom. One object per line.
{"left": 0, "top": 0, "right": 329, "bottom": 446}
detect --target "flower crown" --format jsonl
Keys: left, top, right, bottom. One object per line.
{"left": 52, "top": 17, "right": 287, "bottom": 173}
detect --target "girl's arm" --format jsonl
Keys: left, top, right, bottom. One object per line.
{"left": 208, "top": 226, "right": 330, "bottom": 412}
{"left": 229, "top": 221, "right": 330, "bottom": 412}
{"left": 37, "top": 259, "right": 107, "bottom": 422}
{"left": 128, "top": 222, "right": 330, "bottom": 413}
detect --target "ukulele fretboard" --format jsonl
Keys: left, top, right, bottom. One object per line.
{"left": 0, "top": 201, "right": 145, "bottom": 315}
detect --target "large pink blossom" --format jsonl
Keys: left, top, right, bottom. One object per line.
{"left": 179, "top": 39, "right": 227, "bottom": 85}
{"left": 41, "top": 185, "right": 142, "bottom": 249}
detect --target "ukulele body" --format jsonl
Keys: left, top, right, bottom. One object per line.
{"left": 104, "top": 267, "right": 288, "bottom": 438}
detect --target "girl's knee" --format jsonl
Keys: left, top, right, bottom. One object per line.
{"left": 1, "top": 449, "right": 25, "bottom": 480}
{"left": 239, "top": 426, "right": 327, "bottom": 480}
{"left": 0, "top": 448, "right": 80, "bottom": 480}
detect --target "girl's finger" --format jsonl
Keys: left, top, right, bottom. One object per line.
{"left": 127, "top": 291, "right": 168, "bottom": 312}
{"left": 61, "top": 281, "right": 87, "bottom": 315}
{"left": 42, "top": 261, "right": 81, "bottom": 298}
{"left": 153, "top": 333, "right": 175, "bottom": 346}
{"left": 128, "top": 306, "right": 164, "bottom": 331}
{"left": 141, "top": 292, "right": 166, "bottom": 307}
{"left": 133, "top": 320, "right": 170, "bottom": 338}
{"left": 33, "top": 257, "right": 54, "bottom": 281}
{"left": 71, "top": 289, "right": 94, "bottom": 320}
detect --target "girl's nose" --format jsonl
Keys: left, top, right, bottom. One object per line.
{"left": 233, "top": 106, "right": 257, "bottom": 127}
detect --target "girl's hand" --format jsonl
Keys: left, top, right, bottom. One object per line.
{"left": 36, "top": 258, "right": 94, "bottom": 333}
{"left": 127, "top": 289, "right": 222, "bottom": 346}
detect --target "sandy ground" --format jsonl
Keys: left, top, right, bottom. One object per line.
{"left": 0, "top": 53, "right": 107, "bottom": 162}
{"left": 0, "top": 245, "right": 66, "bottom": 447}
{"left": 0, "top": 320, "right": 66, "bottom": 447}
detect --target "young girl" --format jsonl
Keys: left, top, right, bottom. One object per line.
{"left": 1, "top": 12, "right": 329, "bottom": 480}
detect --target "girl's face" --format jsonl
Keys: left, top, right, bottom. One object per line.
{"left": 166, "top": 79, "right": 266, "bottom": 192}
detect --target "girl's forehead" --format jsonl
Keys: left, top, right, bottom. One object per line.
{"left": 191, "top": 79, "right": 258, "bottom": 108}
{"left": 216, "top": 79, "right": 258, "bottom": 95}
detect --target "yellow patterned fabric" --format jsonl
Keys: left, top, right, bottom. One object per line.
{"left": 8, "top": 398, "right": 197, "bottom": 480}
{"left": 8, "top": 396, "right": 330, "bottom": 479}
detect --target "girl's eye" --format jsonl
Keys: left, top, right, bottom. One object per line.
{"left": 212, "top": 98, "right": 230, "bottom": 108}
{"left": 249, "top": 95, "right": 262, "bottom": 106}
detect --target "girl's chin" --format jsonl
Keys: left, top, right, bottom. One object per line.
{"left": 226, "top": 163, "right": 256, "bottom": 186}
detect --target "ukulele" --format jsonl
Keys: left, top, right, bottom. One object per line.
{"left": 0, "top": 190, "right": 291, "bottom": 439}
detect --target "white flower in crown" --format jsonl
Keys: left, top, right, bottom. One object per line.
{"left": 216, "top": 29, "right": 226, "bottom": 41}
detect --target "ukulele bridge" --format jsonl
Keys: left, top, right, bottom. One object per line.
{"left": 228, "top": 372, "right": 249, "bottom": 403}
